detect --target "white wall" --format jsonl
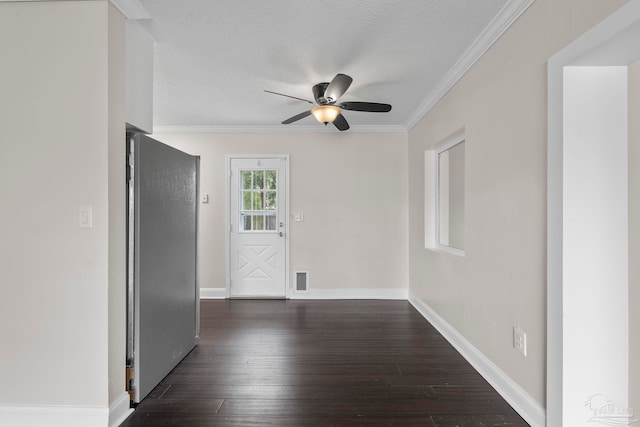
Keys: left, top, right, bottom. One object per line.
{"left": 407, "top": 0, "right": 628, "bottom": 414}
{"left": 154, "top": 132, "right": 409, "bottom": 298}
{"left": 629, "top": 59, "right": 640, "bottom": 425}
{"left": 0, "top": 0, "right": 126, "bottom": 421}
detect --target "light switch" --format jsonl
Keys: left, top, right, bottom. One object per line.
{"left": 201, "top": 194, "right": 209, "bottom": 204}
{"left": 294, "top": 213, "right": 304, "bottom": 222}
{"left": 79, "top": 206, "right": 93, "bottom": 229}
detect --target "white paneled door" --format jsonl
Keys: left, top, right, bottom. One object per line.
{"left": 229, "top": 157, "right": 288, "bottom": 297}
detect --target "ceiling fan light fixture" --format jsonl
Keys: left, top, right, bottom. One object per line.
{"left": 311, "top": 105, "right": 341, "bottom": 124}
{"left": 271, "top": 73, "right": 392, "bottom": 131}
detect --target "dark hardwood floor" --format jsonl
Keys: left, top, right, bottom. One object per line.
{"left": 121, "top": 300, "right": 529, "bottom": 426}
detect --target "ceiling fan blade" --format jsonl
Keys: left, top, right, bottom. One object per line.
{"left": 324, "top": 74, "right": 353, "bottom": 103}
{"left": 339, "top": 102, "right": 392, "bottom": 112}
{"left": 265, "top": 90, "right": 314, "bottom": 104}
{"left": 333, "top": 113, "right": 350, "bottom": 131}
{"left": 282, "top": 110, "right": 312, "bottom": 124}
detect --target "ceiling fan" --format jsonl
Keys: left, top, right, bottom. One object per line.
{"left": 265, "top": 73, "right": 392, "bottom": 131}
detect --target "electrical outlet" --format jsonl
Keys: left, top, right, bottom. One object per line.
{"left": 513, "top": 326, "right": 527, "bottom": 356}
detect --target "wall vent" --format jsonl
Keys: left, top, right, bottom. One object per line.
{"left": 295, "top": 271, "right": 309, "bottom": 293}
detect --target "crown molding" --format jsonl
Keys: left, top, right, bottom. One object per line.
{"left": 110, "top": 0, "right": 150, "bottom": 19}
{"left": 405, "top": 0, "right": 535, "bottom": 130}
{"left": 152, "top": 124, "right": 408, "bottom": 135}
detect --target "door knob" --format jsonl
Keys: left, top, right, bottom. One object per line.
{"left": 279, "top": 231, "right": 284, "bottom": 237}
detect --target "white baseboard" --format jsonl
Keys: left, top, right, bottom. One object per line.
{"left": 0, "top": 404, "right": 108, "bottom": 427}
{"left": 408, "top": 291, "right": 546, "bottom": 427}
{"left": 0, "top": 393, "right": 133, "bottom": 427}
{"left": 200, "top": 287, "right": 226, "bottom": 299}
{"left": 109, "top": 392, "right": 133, "bottom": 427}
{"left": 290, "top": 288, "right": 408, "bottom": 300}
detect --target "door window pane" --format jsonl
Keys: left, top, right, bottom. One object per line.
{"left": 243, "top": 214, "right": 252, "bottom": 231}
{"left": 265, "top": 191, "right": 276, "bottom": 210}
{"left": 254, "top": 171, "right": 264, "bottom": 189}
{"left": 253, "top": 215, "right": 264, "bottom": 230}
{"left": 242, "top": 191, "right": 252, "bottom": 210}
{"left": 252, "top": 192, "right": 263, "bottom": 210}
{"left": 265, "top": 170, "right": 277, "bottom": 189}
{"left": 266, "top": 214, "right": 276, "bottom": 230}
{"left": 242, "top": 171, "right": 252, "bottom": 189}
{"left": 239, "top": 169, "right": 278, "bottom": 232}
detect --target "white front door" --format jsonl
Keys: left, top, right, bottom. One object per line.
{"left": 229, "top": 157, "right": 288, "bottom": 297}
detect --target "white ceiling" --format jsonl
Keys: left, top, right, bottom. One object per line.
{"left": 121, "top": 0, "right": 530, "bottom": 133}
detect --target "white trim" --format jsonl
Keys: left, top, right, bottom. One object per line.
{"left": 109, "top": 392, "right": 133, "bottom": 427}
{"left": 435, "top": 129, "right": 466, "bottom": 153}
{"left": 109, "top": 0, "right": 150, "bottom": 20}
{"left": 405, "top": 0, "right": 535, "bottom": 130}
{"left": 432, "top": 244, "right": 465, "bottom": 258}
{"left": 284, "top": 157, "right": 291, "bottom": 299}
{"left": 0, "top": 404, "right": 109, "bottom": 427}
{"left": 435, "top": 138, "right": 466, "bottom": 257}
{"left": 290, "top": 288, "right": 408, "bottom": 300}
{"left": 424, "top": 149, "right": 437, "bottom": 249}
{"left": 200, "top": 287, "right": 226, "bottom": 299}
{"left": 408, "top": 291, "right": 546, "bottom": 427}
{"left": 153, "top": 125, "right": 407, "bottom": 134}
{"left": 225, "top": 156, "right": 231, "bottom": 299}
{"left": 425, "top": 128, "right": 466, "bottom": 256}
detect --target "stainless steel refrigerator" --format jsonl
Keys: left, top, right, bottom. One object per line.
{"left": 126, "top": 133, "right": 199, "bottom": 403}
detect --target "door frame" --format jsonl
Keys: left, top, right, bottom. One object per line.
{"left": 547, "top": 2, "right": 640, "bottom": 425}
{"left": 225, "top": 154, "right": 290, "bottom": 298}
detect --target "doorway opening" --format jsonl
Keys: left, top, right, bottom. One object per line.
{"left": 547, "top": 3, "right": 640, "bottom": 425}
{"left": 227, "top": 155, "right": 290, "bottom": 298}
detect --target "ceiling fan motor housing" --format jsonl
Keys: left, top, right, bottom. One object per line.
{"left": 312, "top": 82, "right": 331, "bottom": 104}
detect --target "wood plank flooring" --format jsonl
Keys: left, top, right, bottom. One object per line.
{"left": 121, "top": 300, "right": 529, "bottom": 426}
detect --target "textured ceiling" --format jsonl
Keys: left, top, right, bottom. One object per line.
{"left": 134, "top": 0, "right": 515, "bottom": 132}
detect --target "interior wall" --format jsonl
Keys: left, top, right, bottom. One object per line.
{"left": 153, "top": 132, "right": 409, "bottom": 296}
{"left": 0, "top": 0, "right": 117, "bottom": 408}
{"left": 629, "top": 59, "right": 640, "bottom": 424}
{"left": 407, "top": 0, "right": 628, "bottom": 408}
